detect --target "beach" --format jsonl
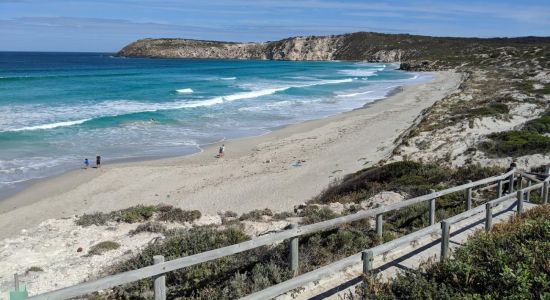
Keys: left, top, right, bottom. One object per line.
{"left": 0, "top": 71, "right": 462, "bottom": 239}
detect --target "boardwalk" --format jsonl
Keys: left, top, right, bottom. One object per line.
{"left": 277, "top": 198, "right": 537, "bottom": 300}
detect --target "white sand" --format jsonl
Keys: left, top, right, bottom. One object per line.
{"left": 0, "top": 71, "right": 462, "bottom": 240}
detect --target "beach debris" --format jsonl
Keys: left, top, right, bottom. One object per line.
{"left": 77, "top": 247, "right": 83, "bottom": 253}
{"left": 292, "top": 160, "right": 303, "bottom": 167}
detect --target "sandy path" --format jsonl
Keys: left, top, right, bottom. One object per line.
{"left": 0, "top": 71, "right": 462, "bottom": 239}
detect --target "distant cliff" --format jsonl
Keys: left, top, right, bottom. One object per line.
{"left": 117, "top": 32, "right": 550, "bottom": 70}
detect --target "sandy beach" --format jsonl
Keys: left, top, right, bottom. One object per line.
{"left": 0, "top": 71, "right": 462, "bottom": 240}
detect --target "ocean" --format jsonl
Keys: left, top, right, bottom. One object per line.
{"left": 0, "top": 52, "right": 431, "bottom": 197}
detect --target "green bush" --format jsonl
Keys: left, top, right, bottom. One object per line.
{"left": 356, "top": 205, "right": 550, "bottom": 299}
{"left": 88, "top": 241, "right": 121, "bottom": 256}
{"left": 481, "top": 130, "right": 550, "bottom": 156}
{"left": 76, "top": 212, "right": 111, "bottom": 227}
{"left": 466, "top": 102, "right": 509, "bottom": 118}
{"left": 76, "top": 205, "right": 156, "bottom": 226}
{"left": 157, "top": 207, "right": 202, "bottom": 224}
{"left": 313, "top": 161, "right": 501, "bottom": 205}
{"left": 129, "top": 222, "right": 167, "bottom": 236}
{"left": 112, "top": 205, "right": 156, "bottom": 223}
{"left": 26, "top": 266, "right": 44, "bottom": 273}
{"left": 239, "top": 208, "right": 273, "bottom": 221}
{"left": 523, "top": 112, "right": 550, "bottom": 134}
{"left": 298, "top": 206, "right": 339, "bottom": 224}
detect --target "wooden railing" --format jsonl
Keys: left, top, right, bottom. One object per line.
{"left": 26, "top": 169, "right": 549, "bottom": 300}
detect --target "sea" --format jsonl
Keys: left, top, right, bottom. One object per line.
{"left": 0, "top": 52, "right": 432, "bottom": 198}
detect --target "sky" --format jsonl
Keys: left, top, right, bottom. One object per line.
{"left": 0, "top": 0, "right": 549, "bottom": 52}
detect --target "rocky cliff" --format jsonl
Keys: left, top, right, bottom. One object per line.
{"left": 117, "top": 32, "right": 550, "bottom": 70}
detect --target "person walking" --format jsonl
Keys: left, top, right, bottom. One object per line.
{"left": 219, "top": 144, "right": 225, "bottom": 158}
{"left": 84, "top": 158, "right": 89, "bottom": 169}
{"left": 96, "top": 155, "right": 101, "bottom": 168}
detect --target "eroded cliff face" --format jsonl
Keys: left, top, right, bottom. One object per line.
{"left": 117, "top": 36, "right": 347, "bottom": 61}
{"left": 117, "top": 32, "right": 550, "bottom": 71}
{"left": 117, "top": 38, "right": 269, "bottom": 59}
{"left": 266, "top": 36, "right": 344, "bottom": 60}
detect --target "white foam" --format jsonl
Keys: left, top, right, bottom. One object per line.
{"left": 335, "top": 90, "right": 374, "bottom": 98}
{"left": 221, "top": 77, "right": 236, "bottom": 80}
{"left": 223, "top": 87, "right": 290, "bottom": 102}
{"left": 338, "top": 69, "right": 378, "bottom": 77}
{"left": 0, "top": 78, "right": 356, "bottom": 132}
{"left": 176, "top": 88, "right": 193, "bottom": 94}
{"left": 6, "top": 118, "right": 92, "bottom": 132}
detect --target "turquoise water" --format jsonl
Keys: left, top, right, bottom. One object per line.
{"left": 0, "top": 52, "right": 431, "bottom": 197}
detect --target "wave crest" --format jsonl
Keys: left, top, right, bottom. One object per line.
{"left": 176, "top": 88, "right": 194, "bottom": 94}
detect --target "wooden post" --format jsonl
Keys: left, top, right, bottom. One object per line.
{"left": 508, "top": 172, "right": 514, "bottom": 194}
{"left": 376, "top": 213, "right": 383, "bottom": 241}
{"left": 14, "top": 273, "right": 19, "bottom": 292}
{"left": 485, "top": 203, "right": 492, "bottom": 232}
{"left": 440, "top": 221, "right": 450, "bottom": 262}
{"left": 543, "top": 181, "right": 549, "bottom": 204}
{"left": 526, "top": 180, "right": 531, "bottom": 202}
{"left": 361, "top": 250, "right": 374, "bottom": 274}
{"left": 153, "top": 256, "right": 166, "bottom": 300}
{"left": 516, "top": 190, "right": 524, "bottom": 215}
{"left": 497, "top": 180, "right": 503, "bottom": 198}
{"left": 289, "top": 224, "right": 299, "bottom": 276}
{"left": 518, "top": 175, "right": 523, "bottom": 190}
{"left": 429, "top": 198, "right": 436, "bottom": 225}
{"left": 465, "top": 180, "right": 472, "bottom": 210}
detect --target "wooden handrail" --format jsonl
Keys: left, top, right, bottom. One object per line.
{"left": 27, "top": 169, "right": 516, "bottom": 300}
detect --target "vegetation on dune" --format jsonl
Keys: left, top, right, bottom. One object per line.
{"left": 239, "top": 208, "right": 274, "bottom": 221}
{"left": 353, "top": 205, "right": 550, "bottom": 299}
{"left": 129, "top": 222, "right": 167, "bottom": 236}
{"left": 156, "top": 207, "right": 202, "bottom": 224}
{"left": 481, "top": 111, "right": 550, "bottom": 157}
{"left": 523, "top": 110, "right": 550, "bottom": 134}
{"left": 313, "top": 161, "right": 503, "bottom": 205}
{"left": 88, "top": 241, "right": 121, "bottom": 256}
{"left": 482, "top": 130, "right": 550, "bottom": 157}
{"left": 86, "top": 161, "right": 508, "bottom": 299}
{"left": 465, "top": 102, "right": 509, "bottom": 119}
{"left": 110, "top": 220, "right": 378, "bottom": 299}
{"left": 75, "top": 205, "right": 201, "bottom": 227}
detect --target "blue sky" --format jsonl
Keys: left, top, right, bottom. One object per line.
{"left": 1, "top": 0, "right": 549, "bottom": 52}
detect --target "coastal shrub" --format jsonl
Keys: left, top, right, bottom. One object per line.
{"left": 354, "top": 204, "right": 550, "bottom": 299}
{"left": 88, "top": 241, "right": 121, "bottom": 256}
{"left": 76, "top": 205, "right": 157, "bottom": 226}
{"left": 466, "top": 102, "right": 509, "bottom": 118}
{"left": 112, "top": 205, "right": 156, "bottom": 223}
{"left": 239, "top": 208, "right": 273, "bottom": 221}
{"left": 157, "top": 207, "right": 202, "bottom": 224}
{"left": 26, "top": 266, "right": 44, "bottom": 273}
{"left": 298, "top": 206, "right": 339, "bottom": 224}
{"left": 523, "top": 111, "right": 550, "bottom": 134}
{"left": 481, "top": 130, "right": 550, "bottom": 156}
{"left": 272, "top": 211, "right": 296, "bottom": 220}
{"left": 76, "top": 212, "right": 111, "bottom": 227}
{"left": 109, "top": 217, "right": 379, "bottom": 299}
{"left": 312, "top": 161, "right": 501, "bottom": 205}
{"left": 129, "top": 222, "right": 167, "bottom": 236}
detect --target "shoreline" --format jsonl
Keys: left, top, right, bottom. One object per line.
{"left": 0, "top": 81, "right": 405, "bottom": 202}
{"left": 0, "top": 79, "right": 405, "bottom": 202}
{"left": 0, "top": 71, "right": 462, "bottom": 239}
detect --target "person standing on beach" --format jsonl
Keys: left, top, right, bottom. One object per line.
{"left": 84, "top": 158, "right": 89, "bottom": 169}
{"left": 96, "top": 155, "right": 101, "bottom": 168}
{"left": 219, "top": 144, "right": 225, "bottom": 158}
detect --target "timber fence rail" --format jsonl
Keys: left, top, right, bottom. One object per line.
{"left": 26, "top": 169, "right": 550, "bottom": 300}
